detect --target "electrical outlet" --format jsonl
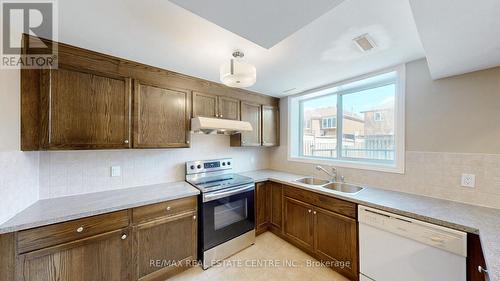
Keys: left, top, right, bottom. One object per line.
{"left": 111, "top": 166, "right": 121, "bottom": 177}
{"left": 461, "top": 174, "right": 475, "bottom": 188}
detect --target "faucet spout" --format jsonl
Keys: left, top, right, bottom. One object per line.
{"left": 315, "top": 165, "right": 337, "bottom": 182}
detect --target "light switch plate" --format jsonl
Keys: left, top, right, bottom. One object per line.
{"left": 461, "top": 173, "right": 475, "bottom": 188}
{"left": 111, "top": 166, "right": 121, "bottom": 177}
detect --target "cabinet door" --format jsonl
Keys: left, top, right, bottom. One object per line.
{"left": 313, "top": 207, "right": 358, "bottom": 280}
{"left": 269, "top": 182, "right": 282, "bottom": 231}
{"left": 192, "top": 91, "right": 218, "bottom": 118}
{"left": 255, "top": 182, "right": 268, "bottom": 235}
{"left": 283, "top": 197, "right": 314, "bottom": 250}
{"left": 16, "top": 229, "right": 131, "bottom": 281}
{"left": 218, "top": 96, "right": 240, "bottom": 120}
{"left": 133, "top": 212, "right": 197, "bottom": 281}
{"left": 134, "top": 81, "right": 191, "bottom": 148}
{"left": 262, "top": 105, "right": 279, "bottom": 146}
{"left": 40, "top": 68, "right": 132, "bottom": 149}
{"left": 239, "top": 101, "right": 262, "bottom": 146}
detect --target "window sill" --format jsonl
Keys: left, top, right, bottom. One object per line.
{"left": 287, "top": 156, "right": 405, "bottom": 174}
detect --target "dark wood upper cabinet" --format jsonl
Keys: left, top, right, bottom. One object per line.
{"left": 284, "top": 197, "right": 314, "bottom": 250}
{"left": 192, "top": 91, "right": 218, "bottom": 118}
{"left": 16, "top": 229, "right": 131, "bottom": 281}
{"left": 192, "top": 92, "right": 240, "bottom": 120}
{"left": 230, "top": 101, "right": 261, "bottom": 147}
{"left": 20, "top": 36, "right": 278, "bottom": 150}
{"left": 262, "top": 105, "right": 279, "bottom": 146}
{"left": 313, "top": 207, "right": 358, "bottom": 280}
{"left": 218, "top": 96, "right": 240, "bottom": 120}
{"left": 40, "top": 67, "right": 132, "bottom": 149}
{"left": 133, "top": 81, "right": 191, "bottom": 148}
{"left": 132, "top": 212, "right": 197, "bottom": 281}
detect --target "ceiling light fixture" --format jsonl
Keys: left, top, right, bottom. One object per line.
{"left": 220, "top": 51, "right": 256, "bottom": 88}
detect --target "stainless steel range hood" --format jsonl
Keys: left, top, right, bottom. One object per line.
{"left": 191, "top": 117, "right": 253, "bottom": 135}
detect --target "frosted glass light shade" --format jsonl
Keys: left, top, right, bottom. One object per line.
{"left": 220, "top": 59, "right": 256, "bottom": 88}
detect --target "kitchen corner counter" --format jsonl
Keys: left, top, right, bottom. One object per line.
{"left": 0, "top": 181, "right": 199, "bottom": 234}
{"left": 241, "top": 169, "right": 500, "bottom": 281}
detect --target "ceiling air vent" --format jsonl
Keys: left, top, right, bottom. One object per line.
{"left": 353, "top": 34, "right": 376, "bottom": 52}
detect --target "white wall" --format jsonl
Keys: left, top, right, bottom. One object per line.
{"left": 270, "top": 59, "right": 500, "bottom": 209}
{"left": 0, "top": 70, "right": 39, "bottom": 224}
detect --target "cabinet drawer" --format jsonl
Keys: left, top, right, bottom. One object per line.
{"left": 17, "top": 210, "right": 129, "bottom": 254}
{"left": 284, "top": 185, "right": 356, "bottom": 219}
{"left": 132, "top": 196, "right": 197, "bottom": 224}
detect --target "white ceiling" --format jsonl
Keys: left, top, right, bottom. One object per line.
{"left": 56, "top": 0, "right": 425, "bottom": 97}
{"left": 409, "top": 0, "right": 500, "bottom": 79}
{"left": 169, "top": 0, "right": 345, "bottom": 49}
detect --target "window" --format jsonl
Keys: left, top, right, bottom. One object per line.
{"left": 321, "top": 117, "right": 337, "bottom": 129}
{"left": 289, "top": 66, "right": 405, "bottom": 173}
{"left": 374, "top": 112, "right": 384, "bottom": 122}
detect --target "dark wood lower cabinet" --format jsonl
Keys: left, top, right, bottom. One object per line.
{"left": 269, "top": 182, "right": 283, "bottom": 232}
{"left": 255, "top": 182, "right": 269, "bottom": 235}
{"left": 133, "top": 212, "right": 197, "bottom": 281}
{"left": 313, "top": 207, "right": 358, "bottom": 280}
{"left": 16, "top": 228, "right": 132, "bottom": 281}
{"left": 1, "top": 196, "right": 198, "bottom": 281}
{"left": 284, "top": 197, "right": 314, "bottom": 249}
{"left": 467, "top": 234, "right": 488, "bottom": 281}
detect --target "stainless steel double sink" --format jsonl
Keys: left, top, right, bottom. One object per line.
{"left": 294, "top": 177, "right": 364, "bottom": 194}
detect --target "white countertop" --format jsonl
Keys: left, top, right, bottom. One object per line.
{"left": 241, "top": 169, "right": 500, "bottom": 281}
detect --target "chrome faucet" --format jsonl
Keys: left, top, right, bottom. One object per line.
{"left": 315, "top": 165, "right": 337, "bottom": 182}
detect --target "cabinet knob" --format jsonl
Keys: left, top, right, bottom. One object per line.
{"left": 478, "top": 266, "right": 488, "bottom": 274}
{"left": 308, "top": 210, "right": 312, "bottom": 213}
{"left": 166, "top": 206, "right": 171, "bottom": 211}
{"left": 186, "top": 140, "right": 190, "bottom": 144}
{"left": 121, "top": 234, "right": 127, "bottom": 240}
{"left": 193, "top": 215, "right": 197, "bottom": 220}
{"left": 124, "top": 140, "right": 129, "bottom": 144}
{"left": 313, "top": 211, "right": 317, "bottom": 215}
{"left": 220, "top": 114, "right": 223, "bottom": 118}
{"left": 76, "top": 226, "right": 84, "bottom": 233}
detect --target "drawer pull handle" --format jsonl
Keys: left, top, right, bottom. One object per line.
{"left": 121, "top": 234, "right": 127, "bottom": 240}
{"left": 76, "top": 226, "right": 84, "bottom": 233}
{"left": 124, "top": 140, "right": 129, "bottom": 144}
{"left": 166, "top": 206, "right": 171, "bottom": 211}
{"left": 193, "top": 215, "right": 197, "bottom": 220}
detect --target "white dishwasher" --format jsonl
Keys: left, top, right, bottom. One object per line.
{"left": 358, "top": 205, "right": 467, "bottom": 281}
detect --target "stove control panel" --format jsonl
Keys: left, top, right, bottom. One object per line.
{"left": 186, "top": 158, "right": 232, "bottom": 175}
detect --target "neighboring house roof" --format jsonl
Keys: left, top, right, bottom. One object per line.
{"left": 304, "top": 106, "right": 364, "bottom": 123}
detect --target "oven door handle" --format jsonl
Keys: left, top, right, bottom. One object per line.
{"left": 203, "top": 184, "right": 254, "bottom": 202}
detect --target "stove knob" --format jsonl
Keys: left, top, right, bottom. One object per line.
{"left": 227, "top": 161, "right": 231, "bottom": 166}
{"left": 197, "top": 164, "right": 202, "bottom": 169}
{"left": 222, "top": 162, "right": 226, "bottom": 166}
{"left": 190, "top": 165, "right": 195, "bottom": 170}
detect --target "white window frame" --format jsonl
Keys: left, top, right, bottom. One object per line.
{"left": 287, "top": 65, "right": 406, "bottom": 174}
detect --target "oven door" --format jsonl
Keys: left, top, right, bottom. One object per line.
{"left": 201, "top": 183, "right": 255, "bottom": 251}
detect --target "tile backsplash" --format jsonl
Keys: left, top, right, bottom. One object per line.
{"left": 0, "top": 151, "right": 39, "bottom": 224}
{"left": 39, "top": 134, "right": 270, "bottom": 199}
{"left": 269, "top": 149, "right": 500, "bottom": 209}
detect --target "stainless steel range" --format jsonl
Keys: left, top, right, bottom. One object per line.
{"left": 186, "top": 158, "right": 255, "bottom": 269}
